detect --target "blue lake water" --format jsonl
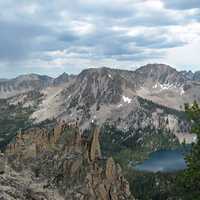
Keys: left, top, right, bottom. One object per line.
{"left": 134, "top": 149, "right": 188, "bottom": 172}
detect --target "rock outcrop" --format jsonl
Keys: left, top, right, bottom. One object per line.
{"left": 1, "top": 122, "right": 134, "bottom": 200}
{"left": 84, "top": 156, "right": 132, "bottom": 200}
{"left": 6, "top": 121, "right": 73, "bottom": 155}
{"left": 89, "top": 127, "right": 102, "bottom": 161}
{"left": 106, "top": 157, "right": 116, "bottom": 181}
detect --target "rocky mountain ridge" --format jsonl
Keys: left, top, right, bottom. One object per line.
{"left": 1, "top": 64, "right": 200, "bottom": 101}
{"left": 0, "top": 74, "right": 53, "bottom": 99}
{"left": 0, "top": 64, "right": 198, "bottom": 148}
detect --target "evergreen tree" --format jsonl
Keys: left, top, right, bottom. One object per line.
{"left": 178, "top": 101, "right": 200, "bottom": 199}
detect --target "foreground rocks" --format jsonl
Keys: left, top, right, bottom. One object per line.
{"left": 0, "top": 121, "right": 134, "bottom": 200}
{"left": 0, "top": 167, "right": 64, "bottom": 200}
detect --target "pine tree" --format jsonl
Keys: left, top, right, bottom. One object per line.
{"left": 178, "top": 101, "right": 200, "bottom": 199}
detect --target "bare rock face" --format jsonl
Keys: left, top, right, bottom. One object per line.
{"left": 84, "top": 157, "right": 133, "bottom": 200}
{"left": 1, "top": 122, "right": 134, "bottom": 200}
{"left": 89, "top": 127, "right": 102, "bottom": 161}
{"left": 106, "top": 157, "right": 116, "bottom": 181}
{"left": 6, "top": 121, "right": 69, "bottom": 156}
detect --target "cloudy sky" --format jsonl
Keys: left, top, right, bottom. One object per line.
{"left": 0, "top": 0, "right": 200, "bottom": 78}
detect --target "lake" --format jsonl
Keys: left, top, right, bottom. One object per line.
{"left": 134, "top": 148, "right": 189, "bottom": 172}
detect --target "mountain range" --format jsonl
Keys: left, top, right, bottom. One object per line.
{"left": 0, "top": 64, "right": 199, "bottom": 148}
{"left": 1, "top": 64, "right": 200, "bottom": 108}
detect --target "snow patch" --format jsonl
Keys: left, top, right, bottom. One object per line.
{"left": 117, "top": 104, "right": 123, "bottom": 108}
{"left": 153, "top": 83, "right": 158, "bottom": 89}
{"left": 91, "top": 115, "right": 97, "bottom": 123}
{"left": 180, "top": 87, "right": 185, "bottom": 96}
{"left": 108, "top": 74, "right": 112, "bottom": 79}
{"left": 160, "top": 83, "right": 175, "bottom": 90}
{"left": 122, "top": 96, "right": 132, "bottom": 104}
{"left": 153, "top": 82, "right": 185, "bottom": 96}
{"left": 152, "top": 82, "right": 178, "bottom": 91}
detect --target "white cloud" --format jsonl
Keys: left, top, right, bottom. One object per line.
{"left": 165, "top": 37, "right": 200, "bottom": 71}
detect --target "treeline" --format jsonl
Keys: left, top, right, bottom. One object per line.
{"left": 137, "top": 96, "right": 187, "bottom": 119}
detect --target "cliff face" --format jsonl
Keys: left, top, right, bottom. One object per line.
{"left": 1, "top": 122, "right": 134, "bottom": 200}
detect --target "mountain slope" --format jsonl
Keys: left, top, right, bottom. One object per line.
{"left": 29, "top": 66, "right": 196, "bottom": 131}
{"left": 29, "top": 64, "right": 200, "bottom": 124}
{"left": 135, "top": 64, "right": 200, "bottom": 109}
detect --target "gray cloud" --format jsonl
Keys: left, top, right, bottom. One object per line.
{"left": 133, "top": 33, "right": 186, "bottom": 49}
{"left": 163, "top": 0, "right": 200, "bottom": 10}
{"left": 0, "top": 19, "right": 49, "bottom": 61}
{"left": 0, "top": 0, "right": 200, "bottom": 77}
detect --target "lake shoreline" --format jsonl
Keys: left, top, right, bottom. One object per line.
{"left": 133, "top": 145, "right": 191, "bottom": 173}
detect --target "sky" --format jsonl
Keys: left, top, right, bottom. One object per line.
{"left": 0, "top": 0, "right": 200, "bottom": 78}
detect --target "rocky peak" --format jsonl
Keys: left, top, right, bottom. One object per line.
{"left": 53, "top": 72, "right": 73, "bottom": 86}
{"left": 0, "top": 74, "right": 53, "bottom": 99}
{"left": 193, "top": 71, "right": 200, "bottom": 81}
{"left": 135, "top": 64, "right": 182, "bottom": 84}
{"left": 65, "top": 67, "right": 124, "bottom": 111}
{"left": 15, "top": 73, "right": 52, "bottom": 81}
{"left": 136, "top": 64, "right": 176, "bottom": 74}
{"left": 180, "top": 70, "right": 194, "bottom": 80}
{"left": 89, "top": 126, "right": 102, "bottom": 161}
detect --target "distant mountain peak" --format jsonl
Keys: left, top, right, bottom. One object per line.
{"left": 53, "top": 72, "right": 71, "bottom": 86}
{"left": 136, "top": 63, "right": 177, "bottom": 73}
